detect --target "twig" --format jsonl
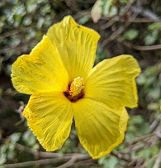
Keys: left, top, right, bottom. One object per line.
{"left": 74, "top": 10, "right": 91, "bottom": 20}
{"left": 73, "top": 158, "right": 94, "bottom": 167}
{"left": 125, "top": 133, "right": 154, "bottom": 145}
{"left": 111, "top": 152, "right": 131, "bottom": 162}
{"left": 57, "top": 156, "right": 77, "bottom": 168}
{"left": 141, "top": 154, "right": 158, "bottom": 168}
{"left": 153, "top": 149, "right": 161, "bottom": 168}
{"left": 0, "top": 45, "right": 23, "bottom": 54}
{"left": 71, "top": 0, "right": 95, "bottom": 3}
{"left": 0, "top": 29, "right": 22, "bottom": 39}
{"left": 101, "top": 17, "right": 161, "bottom": 23}
{"left": 129, "top": 18, "right": 161, "bottom": 23}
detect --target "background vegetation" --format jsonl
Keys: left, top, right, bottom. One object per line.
{"left": 0, "top": 0, "right": 161, "bottom": 167}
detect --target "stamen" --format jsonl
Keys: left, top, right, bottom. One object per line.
{"left": 69, "top": 77, "right": 85, "bottom": 97}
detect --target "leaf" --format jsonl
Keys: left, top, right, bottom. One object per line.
{"left": 37, "top": 17, "right": 44, "bottom": 28}
{"left": 139, "top": 122, "right": 151, "bottom": 135}
{"left": 144, "top": 30, "right": 158, "bottom": 46}
{"left": 103, "top": 0, "right": 116, "bottom": 17}
{"left": 0, "top": 153, "right": 6, "bottom": 165}
{"left": 10, "top": 133, "right": 21, "bottom": 142}
{"left": 136, "top": 73, "right": 146, "bottom": 85}
{"left": 123, "top": 29, "right": 139, "bottom": 40}
{"left": 91, "top": 0, "right": 103, "bottom": 23}
{"left": 131, "top": 115, "right": 144, "bottom": 125}
{"left": 98, "top": 156, "right": 106, "bottom": 165}
{"left": 78, "top": 15, "right": 90, "bottom": 24}
{"left": 104, "top": 156, "right": 118, "bottom": 168}
{"left": 23, "top": 16, "right": 32, "bottom": 26}
{"left": 148, "top": 87, "right": 160, "bottom": 100}
{"left": 7, "top": 150, "right": 16, "bottom": 160}
{"left": 125, "top": 132, "right": 136, "bottom": 140}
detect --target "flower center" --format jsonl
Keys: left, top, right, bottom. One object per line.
{"left": 64, "top": 77, "right": 85, "bottom": 102}
{"left": 69, "top": 77, "right": 85, "bottom": 97}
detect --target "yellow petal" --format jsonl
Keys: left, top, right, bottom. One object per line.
{"left": 23, "top": 91, "right": 73, "bottom": 151}
{"left": 47, "top": 15, "right": 100, "bottom": 81}
{"left": 85, "top": 55, "right": 141, "bottom": 108}
{"left": 11, "top": 35, "right": 69, "bottom": 94}
{"left": 72, "top": 98, "right": 128, "bottom": 159}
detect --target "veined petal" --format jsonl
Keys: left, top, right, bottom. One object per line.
{"left": 72, "top": 98, "right": 128, "bottom": 159}
{"left": 23, "top": 91, "right": 73, "bottom": 151}
{"left": 47, "top": 15, "right": 100, "bottom": 81}
{"left": 85, "top": 55, "right": 141, "bottom": 108}
{"left": 11, "top": 35, "right": 69, "bottom": 94}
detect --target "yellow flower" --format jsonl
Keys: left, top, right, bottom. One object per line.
{"left": 11, "top": 16, "right": 141, "bottom": 159}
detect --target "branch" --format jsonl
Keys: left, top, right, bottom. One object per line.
{"left": 101, "top": 0, "right": 133, "bottom": 30}
{"left": 121, "top": 40, "right": 161, "bottom": 51}
{"left": 4, "top": 154, "right": 90, "bottom": 168}
{"left": 15, "top": 143, "right": 59, "bottom": 158}
{"left": 6, "top": 143, "right": 90, "bottom": 168}
{"left": 101, "top": 11, "right": 139, "bottom": 47}
{"left": 15, "top": 143, "right": 90, "bottom": 159}
{"left": 4, "top": 158, "right": 67, "bottom": 168}
{"left": 131, "top": 6, "right": 158, "bottom": 20}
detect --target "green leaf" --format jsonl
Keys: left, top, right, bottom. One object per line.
{"left": 136, "top": 74, "right": 146, "bottom": 85}
{"left": 123, "top": 29, "right": 139, "bottom": 40}
{"left": 103, "top": 0, "right": 114, "bottom": 16}
{"left": 0, "top": 144, "right": 8, "bottom": 154}
{"left": 0, "top": 153, "right": 6, "bottom": 165}
{"left": 148, "top": 87, "right": 160, "bottom": 100}
{"left": 131, "top": 115, "right": 144, "bottom": 125}
{"left": 144, "top": 30, "right": 158, "bottom": 46}
{"left": 22, "top": 129, "right": 36, "bottom": 147}
{"left": 125, "top": 132, "right": 136, "bottom": 140}
{"left": 144, "top": 76, "right": 156, "bottom": 87}
{"left": 98, "top": 156, "right": 106, "bottom": 165}
{"left": 78, "top": 15, "right": 90, "bottom": 25}
{"left": 150, "top": 146, "right": 159, "bottom": 156}
{"left": 37, "top": 17, "right": 44, "bottom": 29}
{"left": 139, "top": 123, "right": 151, "bottom": 135}
{"left": 10, "top": 132, "right": 21, "bottom": 142}
{"left": 7, "top": 149, "right": 16, "bottom": 160}
{"left": 23, "top": 16, "right": 32, "bottom": 26}
{"left": 104, "top": 156, "right": 118, "bottom": 168}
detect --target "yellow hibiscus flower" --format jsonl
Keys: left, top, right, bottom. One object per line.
{"left": 11, "top": 16, "right": 141, "bottom": 159}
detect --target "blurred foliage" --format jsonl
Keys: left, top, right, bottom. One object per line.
{"left": 123, "top": 29, "right": 139, "bottom": 41}
{"left": 144, "top": 22, "right": 161, "bottom": 46}
{"left": 0, "top": 0, "right": 161, "bottom": 168}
